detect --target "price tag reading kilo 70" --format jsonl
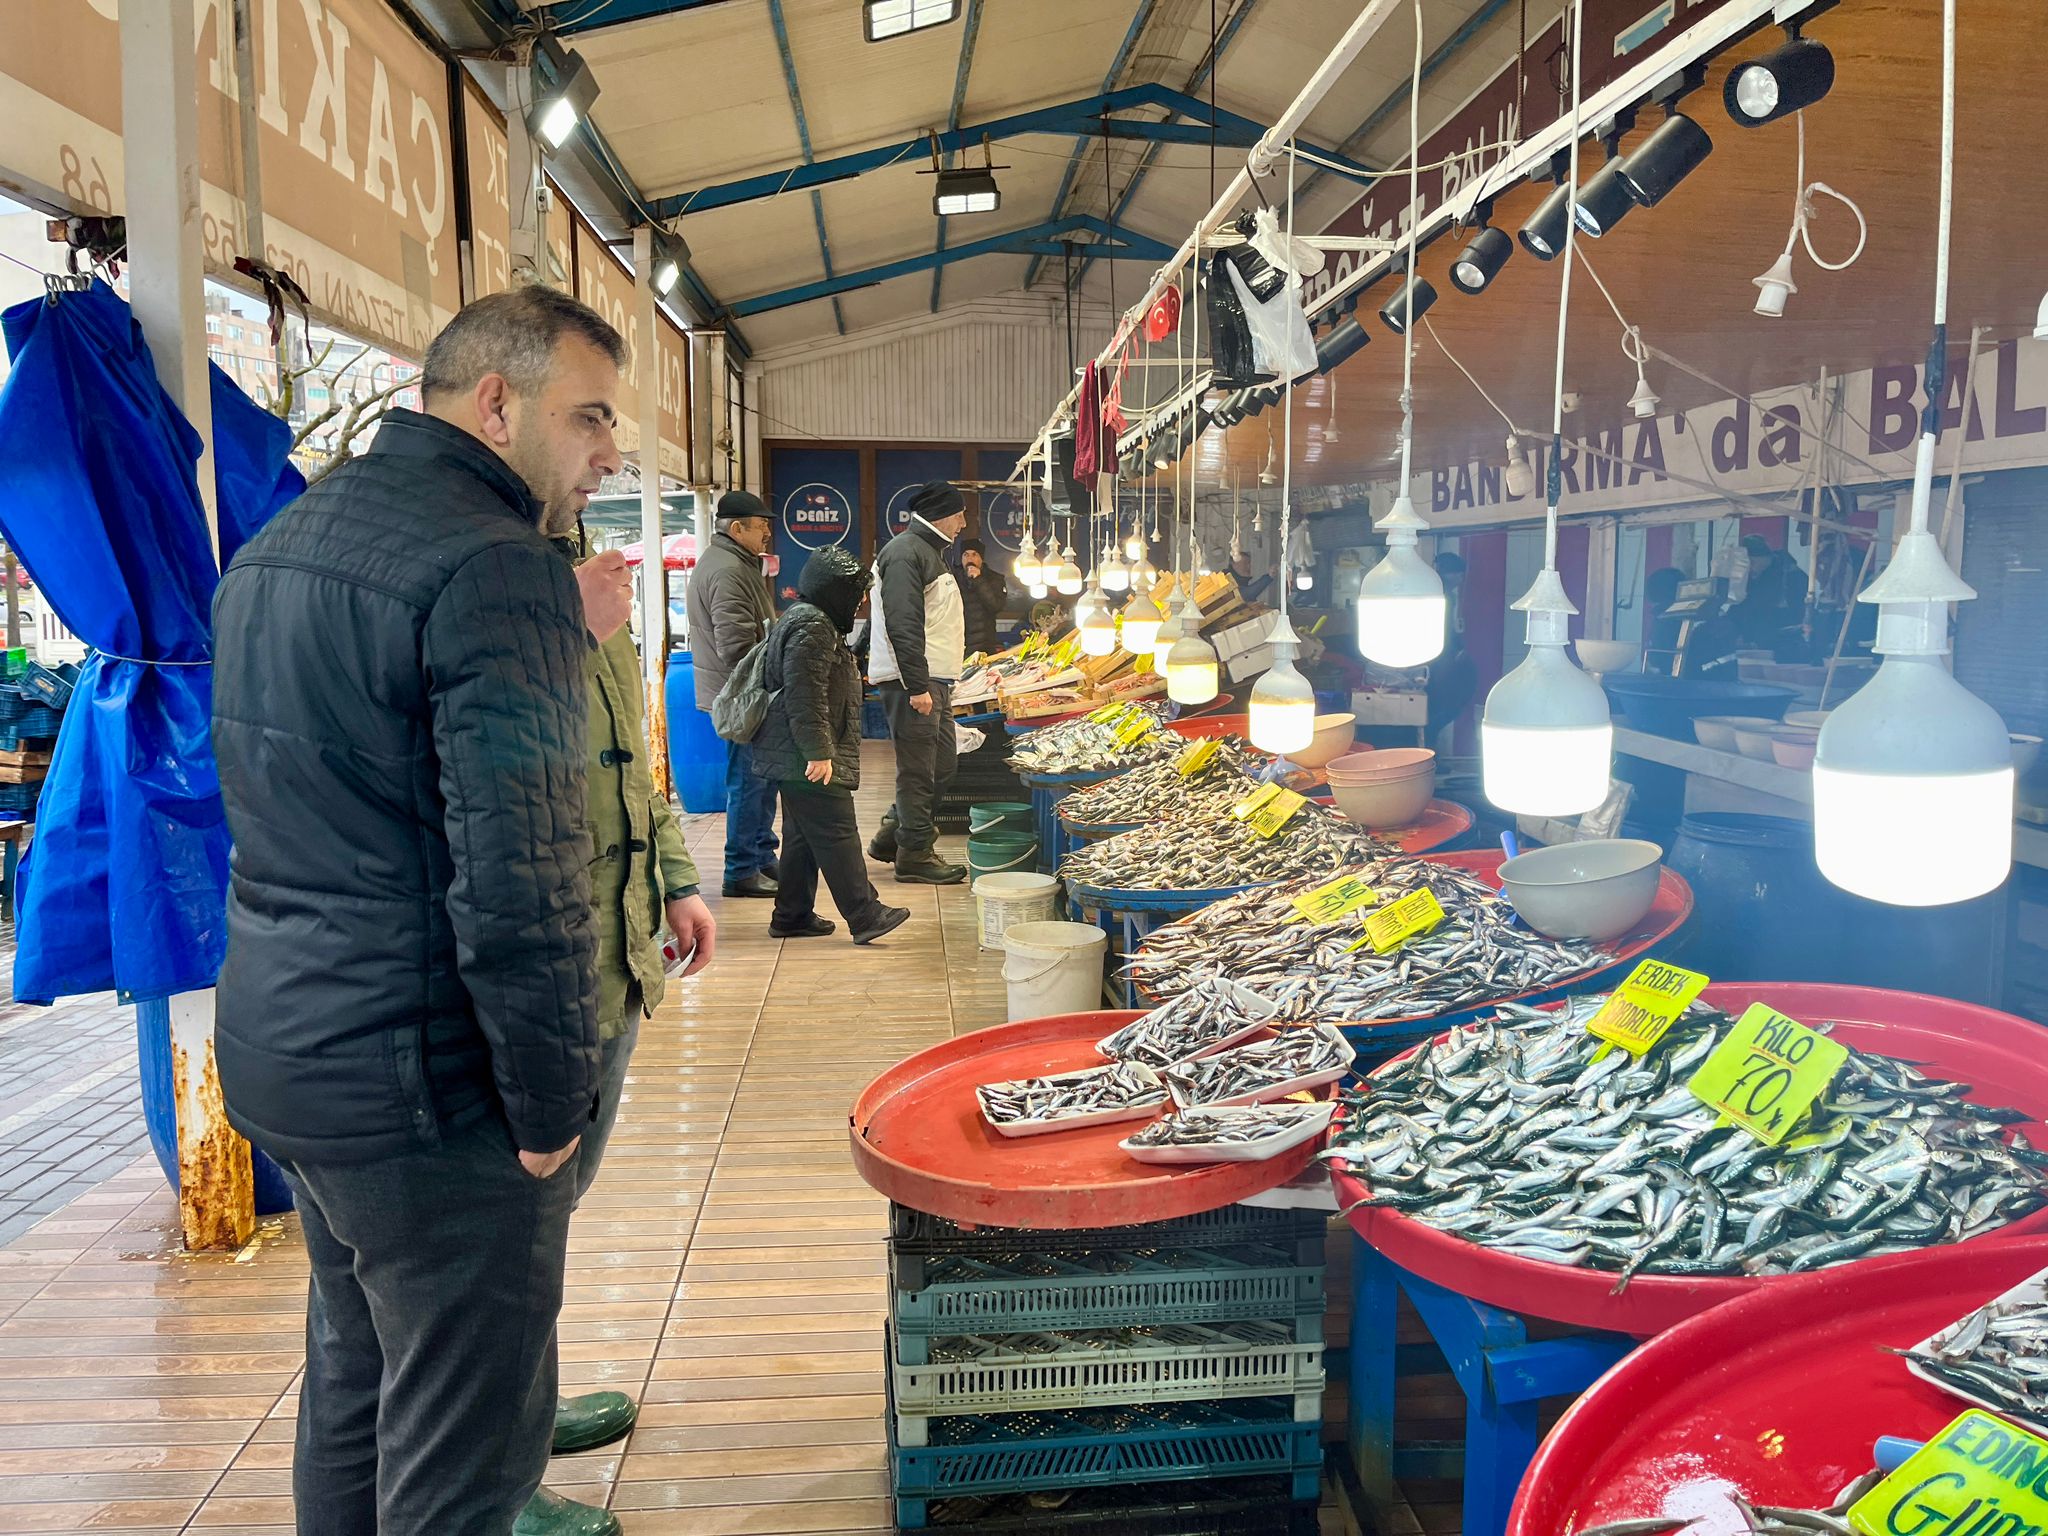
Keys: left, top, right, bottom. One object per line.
{"left": 1686, "top": 1003, "right": 1847, "bottom": 1145}
{"left": 1243, "top": 787, "right": 1307, "bottom": 838}
{"left": 1354, "top": 888, "right": 1446, "bottom": 954}
{"left": 1586, "top": 960, "right": 1710, "bottom": 1056}
{"left": 1290, "top": 874, "right": 1379, "bottom": 924}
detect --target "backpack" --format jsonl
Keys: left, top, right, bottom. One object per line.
{"left": 710, "top": 637, "right": 778, "bottom": 743}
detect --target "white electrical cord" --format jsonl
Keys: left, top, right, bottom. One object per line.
{"left": 1778, "top": 110, "right": 1868, "bottom": 274}
{"left": 1280, "top": 142, "right": 1295, "bottom": 628}
{"left": 1543, "top": 0, "right": 1586, "bottom": 574}
{"left": 1396, "top": 0, "right": 1423, "bottom": 502}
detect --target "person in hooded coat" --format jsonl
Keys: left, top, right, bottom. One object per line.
{"left": 751, "top": 548, "right": 911, "bottom": 945}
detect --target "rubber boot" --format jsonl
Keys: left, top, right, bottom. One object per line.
{"left": 552, "top": 1391, "right": 637, "bottom": 1454}
{"left": 513, "top": 1487, "right": 621, "bottom": 1536}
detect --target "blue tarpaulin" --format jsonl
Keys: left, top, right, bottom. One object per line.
{"left": 0, "top": 279, "right": 303, "bottom": 1004}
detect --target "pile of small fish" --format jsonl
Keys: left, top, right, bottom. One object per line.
{"left": 1061, "top": 802, "right": 1386, "bottom": 896}
{"left": 1899, "top": 1288, "right": 2048, "bottom": 1429}
{"left": 1165, "top": 1029, "right": 1351, "bottom": 1109}
{"left": 1098, "top": 984, "right": 1272, "bottom": 1070}
{"left": 975, "top": 1062, "right": 1166, "bottom": 1128}
{"left": 1007, "top": 707, "right": 1175, "bottom": 775}
{"left": 1576, "top": 1469, "right": 1883, "bottom": 1536}
{"left": 1328, "top": 994, "right": 2048, "bottom": 1287}
{"left": 1059, "top": 738, "right": 1259, "bottom": 829}
{"left": 1126, "top": 1102, "right": 1329, "bottom": 1150}
{"left": 1132, "top": 858, "right": 1610, "bottom": 1022}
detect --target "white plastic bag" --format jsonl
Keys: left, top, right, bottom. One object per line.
{"left": 1223, "top": 259, "right": 1317, "bottom": 384}
{"left": 1248, "top": 206, "right": 1325, "bottom": 278}
{"left": 954, "top": 721, "right": 986, "bottom": 755}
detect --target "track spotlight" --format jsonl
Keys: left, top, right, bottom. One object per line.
{"left": 1518, "top": 182, "right": 1573, "bottom": 260}
{"left": 1726, "top": 34, "right": 1835, "bottom": 127}
{"left": 1315, "top": 315, "right": 1370, "bottom": 373}
{"left": 1573, "top": 154, "right": 1637, "bottom": 238}
{"left": 529, "top": 40, "right": 600, "bottom": 149}
{"left": 1379, "top": 276, "right": 1437, "bottom": 334}
{"left": 1617, "top": 113, "right": 1713, "bottom": 208}
{"left": 1450, "top": 226, "right": 1513, "bottom": 293}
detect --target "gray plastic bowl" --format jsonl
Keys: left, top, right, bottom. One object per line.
{"left": 1497, "top": 839, "right": 1665, "bottom": 942}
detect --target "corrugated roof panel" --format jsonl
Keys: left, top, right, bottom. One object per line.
{"left": 778, "top": 0, "right": 958, "bottom": 156}
{"left": 676, "top": 196, "right": 830, "bottom": 300}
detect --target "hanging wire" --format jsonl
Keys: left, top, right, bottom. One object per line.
{"left": 1395, "top": 0, "right": 1423, "bottom": 502}
{"left": 1542, "top": 0, "right": 1587, "bottom": 573}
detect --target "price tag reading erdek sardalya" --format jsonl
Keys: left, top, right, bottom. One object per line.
{"left": 1176, "top": 739, "right": 1222, "bottom": 777}
{"left": 1847, "top": 1411, "right": 2048, "bottom": 1536}
{"left": 1352, "top": 888, "right": 1446, "bottom": 954}
{"left": 1243, "top": 787, "right": 1307, "bottom": 838}
{"left": 1291, "top": 873, "right": 1379, "bottom": 924}
{"left": 1686, "top": 1002, "right": 1848, "bottom": 1146}
{"left": 1586, "top": 960, "right": 1711, "bottom": 1056}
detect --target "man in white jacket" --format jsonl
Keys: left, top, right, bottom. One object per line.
{"left": 866, "top": 481, "right": 968, "bottom": 884}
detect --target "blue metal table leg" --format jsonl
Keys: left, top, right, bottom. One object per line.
{"left": 1346, "top": 1234, "right": 1401, "bottom": 1525}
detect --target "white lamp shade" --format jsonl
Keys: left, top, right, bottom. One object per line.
{"left": 1100, "top": 555, "right": 1131, "bottom": 593}
{"left": 1120, "top": 591, "right": 1164, "bottom": 655}
{"left": 1029, "top": 582, "right": 1049, "bottom": 599}
{"left": 1812, "top": 653, "right": 2014, "bottom": 904}
{"left": 1165, "top": 633, "right": 1220, "bottom": 705}
{"left": 1249, "top": 658, "right": 1316, "bottom": 755}
{"left": 1124, "top": 531, "right": 1146, "bottom": 561}
{"left": 1355, "top": 544, "right": 1447, "bottom": 669}
{"left": 1014, "top": 544, "right": 1042, "bottom": 583}
{"left": 1480, "top": 643, "right": 1614, "bottom": 815}
{"left": 1055, "top": 550, "right": 1084, "bottom": 595}
{"left": 1079, "top": 610, "right": 1119, "bottom": 656}
{"left": 1073, "top": 585, "right": 1104, "bottom": 627}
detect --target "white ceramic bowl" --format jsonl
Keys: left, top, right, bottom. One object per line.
{"left": 1331, "top": 773, "right": 1436, "bottom": 830}
{"left": 1497, "top": 839, "right": 1664, "bottom": 942}
{"left": 1575, "top": 639, "right": 1640, "bottom": 674}
{"left": 1285, "top": 713, "right": 1359, "bottom": 770}
{"left": 1326, "top": 747, "right": 1437, "bottom": 782}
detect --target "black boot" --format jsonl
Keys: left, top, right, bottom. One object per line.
{"left": 867, "top": 811, "right": 899, "bottom": 863}
{"left": 769, "top": 914, "right": 836, "bottom": 939}
{"left": 894, "top": 852, "right": 966, "bottom": 885}
{"left": 852, "top": 906, "right": 912, "bottom": 944}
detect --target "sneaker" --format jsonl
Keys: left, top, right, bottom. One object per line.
{"left": 721, "top": 871, "right": 779, "bottom": 898}
{"left": 852, "top": 906, "right": 912, "bottom": 945}
{"left": 894, "top": 855, "right": 966, "bottom": 885}
{"left": 513, "top": 1487, "right": 621, "bottom": 1536}
{"left": 769, "top": 914, "right": 836, "bottom": 939}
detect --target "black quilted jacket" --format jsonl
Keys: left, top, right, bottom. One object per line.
{"left": 750, "top": 551, "right": 869, "bottom": 791}
{"left": 211, "top": 410, "right": 599, "bottom": 1164}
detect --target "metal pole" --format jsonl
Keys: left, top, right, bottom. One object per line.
{"left": 122, "top": 0, "right": 255, "bottom": 1254}
{"left": 634, "top": 228, "right": 673, "bottom": 799}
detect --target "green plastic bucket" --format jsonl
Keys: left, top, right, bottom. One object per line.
{"left": 968, "top": 828, "right": 1039, "bottom": 882}
{"left": 969, "top": 801, "right": 1034, "bottom": 835}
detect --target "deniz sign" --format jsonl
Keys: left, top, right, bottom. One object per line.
{"left": 982, "top": 489, "right": 1025, "bottom": 552}
{"left": 883, "top": 486, "right": 917, "bottom": 539}
{"left": 780, "top": 483, "right": 855, "bottom": 550}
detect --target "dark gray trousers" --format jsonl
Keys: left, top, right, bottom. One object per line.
{"left": 775, "top": 782, "right": 886, "bottom": 931}
{"left": 278, "top": 1117, "right": 575, "bottom": 1536}
{"left": 880, "top": 677, "right": 957, "bottom": 856}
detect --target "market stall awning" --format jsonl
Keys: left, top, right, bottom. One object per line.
{"left": 619, "top": 531, "right": 699, "bottom": 570}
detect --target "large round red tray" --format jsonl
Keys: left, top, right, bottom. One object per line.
{"left": 1509, "top": 1236, "right": 2048, "bottom": 1536}
{"left": 848, "top": 1010, "right": 1326, "bottom": 1229}
{"left": 1330, "top": 983, "right": 2048, "bottom": 1336}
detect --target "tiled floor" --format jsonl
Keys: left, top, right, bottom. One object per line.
{"left": 0, "top": 744, "right": 1244, "bottom": 1535}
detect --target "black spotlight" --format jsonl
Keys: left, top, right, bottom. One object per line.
{"left": 1211, "top": 393, "right": 1245, "bottom": 428}
{"left": 1725, "top": 34, "right": 1834, "bottom": 127}
{"left": 1618, "top": 113, "right": 1713, "bottom": 208}
{"left": 1315, "top": 314, "right": 1370, "bottom": 373}
{"left": 1572, "top": 154, "right": 1637, "bottom": 238}
{"left": 1379, "top": 276, "right": 1437, "bottom": 334}
{"left": 1518, "top": 181, "right": 1573, "bottom": 259}
{"left": 1254, "top": 383, "right": 1287, "bottom": 408}
{"left": 1450, "top": 226, "right": 1513, "bottom": 293}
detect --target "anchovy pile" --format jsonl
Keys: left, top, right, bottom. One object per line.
{"left": 1576, "top": 1469, "right": 1884, "bottom": 1536}
{"left": 1328, "top": 995, "right": 2048, "bottom": 1288}
{"left": 1165, "top": 1029, "right": 1352, "bottom": 1109}
{"left": 1126, "top": 1102, "right": 1329, "bottom": 1149}
{"left": 1059, "top": 738, "right": 1259, "bottom": 829}
{"left": 1132, "top": 859, "right": 1610, "bottom": 1023}
{"left": 1098, "top": 984, "right": 1272, "bottom": 1070}
{"left": 1900, "top": 1290, "right": 2048, "bottom": 1429}
{"left": 976, "top": 1062, "right": 1166, "bottom": 1128}
{"left": 1008, "top": 707, "right": 1175, "bottom": 775}
{"left": 1061, "top": 803, "right": 1387, "bottom": 897}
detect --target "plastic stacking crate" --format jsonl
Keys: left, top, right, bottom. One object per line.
{"left": 894, "top": 1248, "right": 1325, "bottom": 1361}
{"left": 891, "top": 1320, "right": 1323, "bottom": 1446}
{"left": 888, "top": 1204, "right": 1328, "bottom": 1291}
{"left": 907, "top": 1474, "right": 1322, "bottom": 1533}
{"left": 891, "top": 1399, "right": 1322, "bottom": 1529}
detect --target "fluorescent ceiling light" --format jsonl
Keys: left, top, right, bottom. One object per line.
{"left": 865, "top": 0, "right": 959, "bottom": 42}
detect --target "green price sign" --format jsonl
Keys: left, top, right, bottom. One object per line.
{"left": 1586, "top": 961, "right": 1711, "bottom": 1056}
{"left": 1686, "top": 1002, "right": 1848, "bottom": 1145}
{"left": 1848, "top": 1411, "right": 2048, "bottom": 1535}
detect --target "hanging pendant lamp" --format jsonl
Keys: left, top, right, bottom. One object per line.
{"left": 1054, "top": 544, "right": 1085, "bottom": 595}
{"left": 1078, "top": 576, "right": 1119, "bottom": 657}
{"left": 1249, "top": 617, "right": 1315, "bottom": 755}
{"left": 1120, "top": 587, "right": 1164, "bottom": 656}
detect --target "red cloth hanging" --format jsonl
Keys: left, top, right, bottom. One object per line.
{"left": 1073, "top": 361, "right": 1101, "bottom": 480}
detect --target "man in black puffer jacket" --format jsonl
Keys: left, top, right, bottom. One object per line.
{"left": 212, "top": 287, "right": 628, "bottom": 1536}
{"left": 751, "top": 548, "right": 910, "bottom": 946}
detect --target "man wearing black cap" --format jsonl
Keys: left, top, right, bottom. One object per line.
{"left": 686, "top": 490, "right": 780, "bottom": 897}
{"left": 868, "top": 481, "right": 969, "bottom": 884}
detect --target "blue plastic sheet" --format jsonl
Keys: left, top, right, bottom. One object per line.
{"left": 0, "top": 280, "right": 302, "bottom": 1003}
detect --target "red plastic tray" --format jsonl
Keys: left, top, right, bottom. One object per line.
{"left": 1383, "top": 798, "right": 1472, "bottom": 854}
{"left": 1509, "top": 1236, "right": 2048, "bottom": 1536}
{"left": 848, "top": 1010, "right": 1326, "bottom": 1229}
{"left": 1332, "top": 983, "right": 2048, "bottom": 1336}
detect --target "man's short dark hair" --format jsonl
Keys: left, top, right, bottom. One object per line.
{"left": 420, "top": 286, "right": 627, "bottom": 402}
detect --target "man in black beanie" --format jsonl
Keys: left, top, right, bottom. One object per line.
{"left": 867, "top": 480, "right": 968, "bottom": 883}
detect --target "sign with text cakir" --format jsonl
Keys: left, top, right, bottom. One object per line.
{"left": 1417, "top": 336, "right": 2048, "bottom": 527}
{"left": 462, "top": 86, "right": 513, "bottom": 301}
{"left": 568, "top": 211, "right": 691, "bottom": 480}
{"left": 0, "top": 0, "right": 461, "bottom": 359}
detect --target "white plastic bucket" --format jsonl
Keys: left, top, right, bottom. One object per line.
{"left": 973, "top": 872, "right": 1061, "bottom": 953}
{"left": 1000, "top": 921, "right": 1108, "bottom": 1021}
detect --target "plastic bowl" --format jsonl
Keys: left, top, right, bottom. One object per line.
{"left": 2011, "top": 734, "right": 2043, "bottom": 781}
{"left": 1769, "top": 729, "right": 1817, "bottom": 770}
{"left": 1286, "top": 713, "right": 1358, "bottom": 770}
{"left": 1731, "top": 723, "right": 1783, "bottom": 761}
{"left": 1601, "top": 674, "right": 1796, "bottom": 741}
{"left": 1691, "top": 715, "right": 1777, "bottom": 752}
{"left": 1326, "top": 747, "right": 1437, "bottom": 782}
{"left": 1331, "top": 773, "right": 1437, "bottom": 830}
{"left": 1496, "top": 839, "right": 1665, "bottom": 942}
{"left": 1574, "top": 639, "right": 1639, "bottom": 674}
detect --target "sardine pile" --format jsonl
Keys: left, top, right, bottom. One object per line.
{"left": 1165, "top": 1029, "right": 1352, "bottom": 1109}
{"left": 1901, "top": 1290, "right": 2048, "bottom": 1429}
{"left": 1132, "top": 859, "right": 1610, "bottom": 1022}
{"left": 1008, "top": 707, "right": 1175, "bottom": 775}
{"left": 1098, "top": 984, "right": 1271, "bottom": 1070}
{"left": 1126, "top": 1102, "right": 1329, "bottom": 1149}
{"left": 975, "top": 1062, "right": 1166, "bottom": 1128}
{"left": 1329, "top": 995, "right": 2048, "bottom": 1288}
{"left": 1061, "top": 803, "right": 1386, "bottom": 896}
{"left": 1059, "top": 738, "right": 1259, "bottom": 829}
{"left": 1576, "top": 1469, "right": 1884, "bottom": 1536}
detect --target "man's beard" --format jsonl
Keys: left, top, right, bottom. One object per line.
{"left": 538, "top": 497, "right": 581, "bottom": 540}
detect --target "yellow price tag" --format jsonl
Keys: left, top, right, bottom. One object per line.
{"left": 1585, "top": 961, "right": 1711, "bottom": 1057}
{"left": 1176, "top": 739, "right": 1222, "bottom": 777}
{"left": 1053, "top": 634, "right": 1081, "bottom": 665}
{"left": 1244, "top": 787, "right": 1307, "bottom": 838}
{"left": 1686, "top": 1002, "right": 1848, "bottom": 1146}
{"left": 1114, "top": 714, "right": 1154, "bottom": 747}
{"left": 1357, "top": 888, "right": 1446, "bottom": 953}
{"left": 1088, "top": 702, "right": 1123, "bottom": 724}
{"left": 1131, "top": 651, "right": 1155, "bottom": 675}
{"left": 1232, "top": 782, "right": 1282, "bottom": 820}
{"left": 1847, "top": 1412, "right": 2048, "bottom": 1535}
{"left": 1291, "top": 874, "right": 1380, "bottom": 924}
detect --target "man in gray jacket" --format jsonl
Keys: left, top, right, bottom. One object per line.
{"left": 686, "top": 491, "right": 779, "bottom": 898}
{"left": 867, "top": 481, "right": 968, "bottom": 884}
